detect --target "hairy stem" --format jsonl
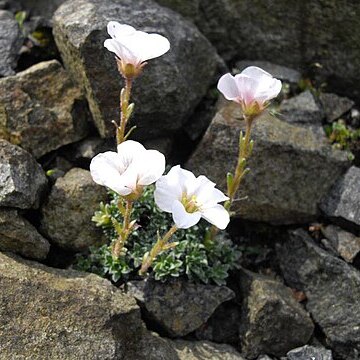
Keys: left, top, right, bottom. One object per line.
{"left": 112, "top": 200, "right": 133, "bottom": 258}
{"left": 139, "top": 225, "right": 178, "bottom": 275}
{"left": 209, "top": 115, "right": 254, "bottom": 239}
{"left": 226, "top": 115, "right": 253, "bottom": 209}
{"left": 117, "top": 77, "right": 133, "bottom": 145}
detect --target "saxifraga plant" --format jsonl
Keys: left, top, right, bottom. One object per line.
{"left": 75, "top": 185, "right": 241, "bottom": 286}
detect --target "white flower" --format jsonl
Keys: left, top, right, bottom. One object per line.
{"left": 154, "top": 165, "right": 230, "bottom": 230}
{"left": 104, "top": 21, "right": 170, "bottom": 76}
{"left": 217, "top": 66, "right": 282, "bottom": 116}
{"left": 90, "top": 140, "right": 165, "bottom": 197}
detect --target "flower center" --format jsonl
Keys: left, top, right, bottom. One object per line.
{"left": 241, "top": 100, "right": 263, "bottom": 117}
{"left": 116, "top": 59, "right": 145, "bottom": 79}
{"left": 181, "top": 193, "right": 199, "bottom": 213}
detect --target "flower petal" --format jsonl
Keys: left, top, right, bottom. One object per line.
{"left": 105, "top": 22, "right": 170, "bottom": 64}
{"left": 104, "top": 39, "right": 137, "bottom": 63}
{"left": 168, "top": 165, "right": 196, "bottom": 193}
{"left": 241, "top": 66, "right": 273, "bottom": 80}
{"left": 107, "top": 22, "right": 136, "bottom": 40}
{"left": 185, "top": 174, "right": 214, "bottom": 198}
{"left": 104, "top": 39, "right": 122, "bottom": 58}
{"left": 241, "top": 66, "right": 282, "bottom": 103}
{"left": 117, "top": 140, "right": 146, "bottom": 171}
{"left": 217, "top": 73, "right": 240, "bottom": 100}
{"left": 256, "top": 78, "right": 282, "bottom": 102}
{"left": 172, "top": 200, "right": 201, "bottom": 229}
{"left": 201, "top": 205, "right": 230, "bottom": 230}
{"left": 234, "top": 74, "right": 259, "bottom": 106}
{"left": 136, "top": 149, "right": 165, "bottom": 186}
{"left": 133, "top": 32, "right": 170, "bottom": 62}
{"left": 198, "top": 187, "right": 229, "bottom": 209}
{"left": 154, "top": 166, "right": 185, "bottom": 212}
{"left": 154, "top": 179, "right": 177, "bottom": 212}
{"left": 89, "top": 151, "right": 132, "bottom": 195}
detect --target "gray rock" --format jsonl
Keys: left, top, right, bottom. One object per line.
{"left": 170, "top": 339, "right": 245, "bottom": 360}
{"left": 257, "top": 356, "right": 273, "bottom": 360}
{"left": 1, "top": 1, "right": 21, "bottom": 13}
{"left": 0, "top": 252, "right": 182, "bottom": 360}
{"left": 277, "top": 229, "right": 360, "bottom": 360}
{"left": 236, "top": 60, "right": 301, "bottom": 85}
{"left": 156, "top": 0, "right": 360, "bottom": 101}
{"left": 0, "top": 208, "right": 50, "bottom": 260}
{"left": 17, "top": 0, "right": 65, "bottom": 24}
{"left": 321, "top": 225, "right": 360, "bottom": 263}
{"left": 0, "top": 60, "right": 89, "bottom": 158}
{"left": 53, "top": 0, "right": 218, "bottom": 139}
{"left": 238, "top": 268, "right": 314, "bottom": 359}
{"left": 287, "top": 345, "right": 333, "bottom": 360}
{"left": 183, "top": 88, "right": 219, "bottom": 142}
{"left": 195, "top": 301, "right": 241, "bottom": 344}
{"left": 319, "top": 93, "right": 354, "bottom": 123}
{"left": 155, "top": 0, "right": 201, "bottom": 21}
{"left": 320, "top": 166, "right": 360, "bottom": 230}
{"left": 0, "top": 139, "right": 47, "bottom": 209}
{"left": 68, "top": 137, "right": 115, "bottom": 163}
{"left": 127, "top": 279, "right": 235, "bottom": 337}
{"left": 186, "top": 102, "right": 350, "bottom": 224}
{"left": 142, "top": 137, "right": 173, "bottom": 158}
{"left": 279, "top": 91, "right": 324, "bottom": 126}
{"left": 0, "top": 10, "right": 22, "bottom": 77}
{"left": 45, "top": 156, "right": 74, "bottom": 182}
{"left": 40, "top": 168, "right": 107, "bottom": 251}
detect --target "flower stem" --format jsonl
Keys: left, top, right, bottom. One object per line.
{"left": 116, "top": 77, "right": 133, "bottom": 145}
{"left": 226, "top": 115, "right": 254, "bottom": 210}
{"left": 139, "top": 225, "right": 178, "bottom": 275}
{"left": 112, "top": 200, "right": 133, "bottom": 258}
{"left": 209, "top": 114, "right": 254, "bottom": 239}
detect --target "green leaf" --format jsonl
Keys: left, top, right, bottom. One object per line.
{"left": 226, "top": 172, "right": 233, "bottom": 193}
{"left": 15, "top": 11, "right": 26, "bottom": 29}
{"left": 75, "top": 183, "right": 242, "bottom": 285}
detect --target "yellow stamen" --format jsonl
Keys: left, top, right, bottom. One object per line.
{"left": 181, "top": 193, "right": 199, "bottom": 213}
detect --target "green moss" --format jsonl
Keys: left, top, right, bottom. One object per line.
{"left": 325, "top": 119, "right": 360, "bottom": 161}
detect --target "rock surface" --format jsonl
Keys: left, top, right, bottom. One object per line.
{"left": 186, "top": 102, "right": 350, "bottom": 224}
{"left": 238, "top": 268, "right": 314, "bottom": 358}
{"left": 0, "top": 139, "right": 47, "bottom": 209}
{"left": 277, "top": 229, "right": 360, "bottom": 360}
{"left": 286, "top": 345, "right": 333, "bottom": 360}
{"left": 320, "top": 166, "right": 360, "bottom": 230}
{"left": 156, "top": 0, "right": 360, "bottom": 101}
{"left": 321, "top": 224, "right": 360, "bottom": 263}
{"left": 279, "top": 90, "right": 324, "bottom": 126}
{"left": 40, "top": 168, "right": 107, "bottom": 251}
{"left": 319, "top": 93, "right": 354, "bottom": 123}
{"left": 0, "top": 208, "right": 50, "bottom": 260}
{"left": 53, "top": 0, "right": 218, "bottom": 139}
{"left": 170, "top": 339, "right": 245, "bottom": 360}
{"left": 143, "top": 137, "right": 173, "bottom": 159}
{"left": 127, "top": 279, "right": 235, "bottom": 337}
{"left": 0, "top": 252, "right": 185, "bottom": 360}
{"left": 0, "top": 60, "right": 89, "bottom": 158}
{"left": 0, "top": 10, "right": 22, "bottom": 77}
{"left": 45, "top": 156, "right": 74, "bottom": 183}
{"left": 66, "top": 137, "right": 115, "bottom": 164}
{"left": 195, "top": 301, "right": 241, "bottom": 344}
{"left": 18, "top": 0, "right": 66, "bottom": 23}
